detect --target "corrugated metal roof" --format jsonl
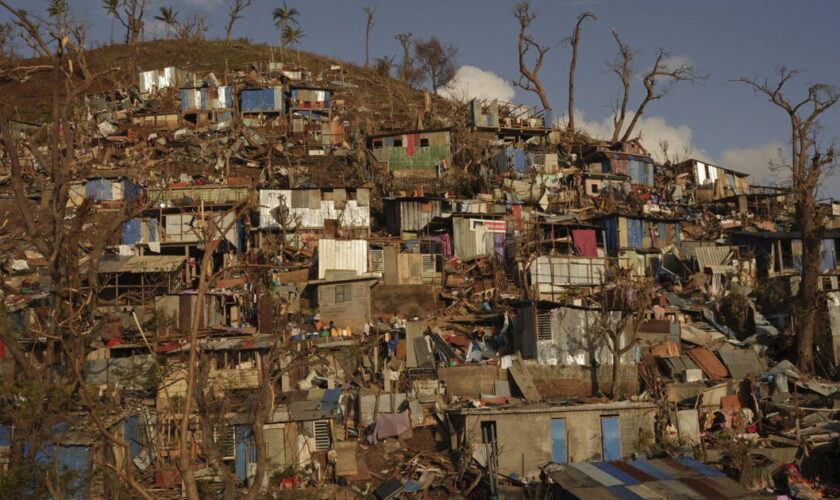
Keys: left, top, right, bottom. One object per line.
{"left": 692, "top": 246, "right": 735, "bottom": 269}
{"left": 687, "top": 347, "right": 729, "bottom": 379}
{"left": 97, "top": 255, "right": 186, "bottom": 274}
{"left": 545, "top": 458, "right": 754, "bottom": 500}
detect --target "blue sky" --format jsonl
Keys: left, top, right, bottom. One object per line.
{"left": 4, "top": 0, "right": 840, "bottom": 191}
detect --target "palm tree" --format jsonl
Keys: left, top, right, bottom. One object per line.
{"left": 154, "top": 6, "right": 178, "bottom": 39}
{"left": 101, "top": 0, "right": 119, "bottom": 44}
{"left": 373, "top": 55, "right": 395, "bottom": 78}
{"left": 272, "top": 1, "right": 300, "bottom": 56}
{"left": 47, "top": 0, "right": 69, "bottom": 24}
{"left": 282, "top": 25, "right": 305, "bottom": 66}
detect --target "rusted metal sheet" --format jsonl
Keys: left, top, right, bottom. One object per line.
{"left": 687, "top": 348, "right": 729, "bottom": 379}
{"left": 508, "top": 358, "right": 541, "bottom": 403}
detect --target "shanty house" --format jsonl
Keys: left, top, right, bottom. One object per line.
{"left": 449, "top": 401, "right": 657, "bottom": 477}
{"left": 180, "top": 86, "right": 234, "bottom": 112}
{"left": 450, "top": 215, "right": 507, "bottom": 261}
{"left": 95, "top": 255, "right": 186, "bottom": 306}
{"left": 375, "top": 239, "right": 444, "bottom": 285}
{"left": 727, "top": 229, "right": 840, "bottom": 280}
{"left": 469, "top": 99, "right": 549, "bottom": 136}
{"left": 316, "top": 238, "right": 369, "bottom": 280}
{"left": 677, "top": 158, "right": 750, "bottom": 200}
{"left": 259, "top": 188, "right": 370, "bottom": 237}
{"left": 512, "top": 304, "right": 639, "bottom": 396}
{"left": 131, "top": 112, "right": 181, "bottom": 129}
{"left": 68, "top": 177, "right": 140, "bottom": 207}
{"left": 370, "top": 128, "right": 452, "bottom": 179}
{"left": 138, "top": 67, "right": 195, "bottom": 94}
{"left": 525, "top": 223, "right": 608, "bottom": 299}
{"left": 260, "top": 389, "right": 344, "bottom": 477}
{"left": 240, "top": 86, "right": 285, "bottom": 114}
{"left": 585, "top": 151, "right": 655, "bottom": 186}
{"left": 383, "top": 196, "right": 447, "bottom": 236}
{"left": 307, "top": 276, "right": 377, "bottom": 331}
{"left": 589, "top": 214, "right": 682, "bottom": 277}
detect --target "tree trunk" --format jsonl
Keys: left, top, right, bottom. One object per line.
{"left": 244, "top": 378, "right": 273, "bottom": 500}
{"left": 365, "top": 29, "right": 370, "bottom": 68}
{"left": 797, "top": 196, "right": 821, "bottom": 372}
{"left": 610, "top": 333, "right": 621, "bottom": 398}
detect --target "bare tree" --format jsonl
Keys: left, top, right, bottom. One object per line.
{"left": 414, "top": 37, "right": 457, "bottom": 94}
{"left": 0, "top": 22, "right": 16, "bottom": 58}
{"left": 174, "top": 13, "right": 208, "bottom": 41}
{"left": 513, "top": 2, "right": 552, "bottom": 112}
{"left": 395, "top": 32, "right": 423, "bottom": 87}
{"left": 736, "top": 68, "right": 839, "bottom": 372}
{"left": 609, "top": 31, "right": 633, "bottom": 143}
{"left": 105, "top": 0, "right": 147, "bottom": 45}
{"left": 566, "top": 11, "right": 596, "bottom": 136}
{"left": 225, "top": 0, "right": 251, "bottom": 43}
{"left": 610, "top": 32, "right": 704, "bottom": 144}
{"left": 593, "top": 272, "right": 654, "bottom": 398}
{"left": 0, "top": 6, "right": 155, "bottom": 498}
{"left": 363, "top": 5, "right": 376, "bottom": 69}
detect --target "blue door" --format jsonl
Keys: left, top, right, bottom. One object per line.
{"left": 551, "top": 419, "right": 567, "bottom": 463}
{"left": 235, "top": 425, "right": 256, "bottom": 481}
{"left": 601, "top": 416, "right": 621, "bottom": 461}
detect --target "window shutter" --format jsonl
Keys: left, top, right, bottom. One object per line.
{"left": 537, "top": 312, "right": 552, "bottom": 341}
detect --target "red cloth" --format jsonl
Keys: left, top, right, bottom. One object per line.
{"left": 107, "top": 339, "right": 126, "bottom": 347}
{"left": 572, "top": 229, "right": 598, "bottom": 257}
{"left": 512, "top": 204, "right": 522, "bottom": 219}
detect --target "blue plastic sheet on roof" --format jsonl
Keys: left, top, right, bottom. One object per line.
{"left": 675, "top": 457, "right": 726, "bottom": 477}
{"left": 321, "top": 388, "right": 342, "bottom": 411}
{"left": 593, "top": 462, "right": 641, "bottom": 485}
{"left": 627, "top": 459, "right": 674, "bottom": 480}
{"left": 606, "top": 485, "right": 646, "bottom": 500}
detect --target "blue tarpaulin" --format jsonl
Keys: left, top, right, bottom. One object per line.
{"left": 241, "top": 88, "right": 284, "bottom": 112}
{"left": 85, "top": 178, "right": 112, "bottom": 201}
{"left": 507, "top": 148, "right": 527, "bottom": 173}
{"left": 25, "top": 422, "right": 91, "bottom": 500}
{"left": 604, "top": 217, "right": 618, "bottom": 253}
{"left": 627, "top": 218, "right": 644, "bottom": 248}
{"left": 122, "top": 220, "right": 141, "bottom": 245}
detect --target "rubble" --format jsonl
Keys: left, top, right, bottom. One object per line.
{"left": 1, "top": 38, "right": 839, "bottom": 500}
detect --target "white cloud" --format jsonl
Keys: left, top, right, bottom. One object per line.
{"left": 564, "top": 110, "right": 712, "bottom": 163}
{"left": 438, "top": 66, "right": 516, "bottom": 103}
{"left": 719, "top": 143, "right": 786, "bottom": 184}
